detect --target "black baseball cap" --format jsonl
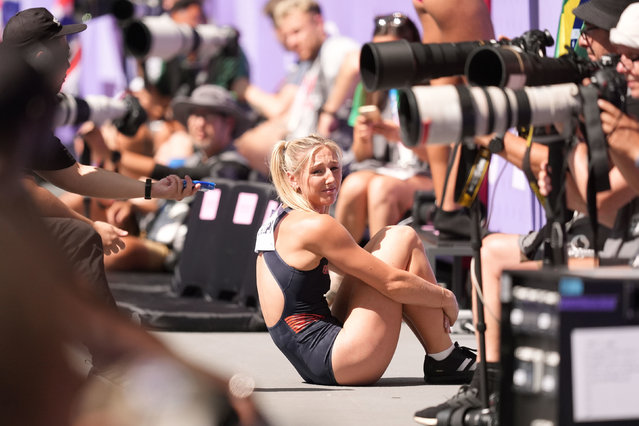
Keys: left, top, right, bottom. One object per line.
{"left": 2, "top": 7, "right": 87, "bottom": 47}
{"left": 573, "top": 0, "right": 636, "bottom": 30}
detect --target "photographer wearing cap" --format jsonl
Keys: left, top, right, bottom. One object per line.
{"left": 2, "top": 7, "right": 198, "bottom": 305}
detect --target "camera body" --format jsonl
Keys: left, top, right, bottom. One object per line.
{"left": 589, "top": 55, "right": 627, "bottom": 110}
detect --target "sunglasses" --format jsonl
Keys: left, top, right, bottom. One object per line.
{"left": 374, "top": 13, "right": 408, "bottom": 31}
{"left": 580, "top": 23, "right": 606, "bottom": 39}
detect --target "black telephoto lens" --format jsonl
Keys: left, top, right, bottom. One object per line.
{"left": 360, "top": 39, "right": 485, "bottom": 91}
{"left": 465, "top": 46, "right": 584, "bottom": 89}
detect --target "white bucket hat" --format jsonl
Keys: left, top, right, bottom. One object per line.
{"left": 610, "top": 3, "right": 639, "bottom": 49}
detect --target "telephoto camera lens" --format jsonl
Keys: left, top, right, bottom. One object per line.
{"left": 397, "top": 83, "right": 582, "bottom": 147}
{"left": 465, "top": 46, "right": 586, "bottom": 89}
{"left": 54, "top": 93, "right": 147, "bottom": 136}
{"left": 359, "top": 39, "right": 486, "bottom": 91}
{"left": 359, "top": 29, "right": 555, "bottom": 92}
{"left": 123, "top": 16, "right": 238, "bottom": 61}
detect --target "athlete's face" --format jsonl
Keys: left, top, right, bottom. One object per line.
{"left": 294, "top": 146, "right": 341, "bottom": 214}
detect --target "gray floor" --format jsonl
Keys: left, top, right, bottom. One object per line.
{"left": 155, "top": 325, "right": 476, "bottom": 426}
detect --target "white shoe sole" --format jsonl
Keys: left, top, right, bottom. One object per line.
{"left": 413, "top": 416, "right": 438, "bottom": 425}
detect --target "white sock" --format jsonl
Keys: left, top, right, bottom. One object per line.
{"left": 428, "top": 344, "right": 454, "bottom": 361}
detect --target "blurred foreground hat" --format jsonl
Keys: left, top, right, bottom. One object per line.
{"left": 2, "top": 7, "right": 86, "bottom": 47}
{"left": 610, "top": 3, "right": 639, "bottom": 49}
{"left": 171, "top": 85, "right": 252, "bottom": 137}
{"left": 572, "top": 0, "right": 636, "bottom": 30}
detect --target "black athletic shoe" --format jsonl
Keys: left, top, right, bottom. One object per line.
{"left": 432, "top": 207, "right": 489, "bottom": 241}
{"left": 413, "top": 385, "right": 482, "bottom": 425}
{"left": 424, "top": 342, "right": 477, "bottom": 384}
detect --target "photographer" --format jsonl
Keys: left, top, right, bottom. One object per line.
{"left": 143, "top": 0, "right": 251, "bottom": 99}
{"left": 413, "top": 0, "right": 637, "bottom": 424}
{"left": 2, "top": 7, "right": 198, "bottom": 305}
{"left": 599, "top": 3, "right": 639, "bottom": 195}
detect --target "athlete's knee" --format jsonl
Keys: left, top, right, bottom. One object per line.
{"left": 481, "top": 233, "right": 519, "bottom": 268}
{"left": 368, "top": 176, "right": 399, "bottom": 205}
{"left": 383, "top": 225, "right": 422, "bottom": 249}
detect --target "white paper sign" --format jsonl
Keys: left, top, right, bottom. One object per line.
{"left": 571, "top": 326, "right": 639, "bottom": 422}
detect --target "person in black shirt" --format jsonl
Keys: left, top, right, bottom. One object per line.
{"left": 3, "top": 7, "right": 198, "bottom": 303}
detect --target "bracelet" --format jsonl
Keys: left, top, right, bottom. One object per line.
{"left": 144, "top": 178, "right": 152, "bottom": 200}
{"left": 319, "top": 107, "right": 336, "bottom": 117}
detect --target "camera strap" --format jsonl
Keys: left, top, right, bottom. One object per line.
{"left": 455, "top": 144, "right": 491, "bottom": 208}
{"left": 579, "top": 85, "right": 612, "bottom": 261}
{"left": 453, "top": 86, "right": 491, "bottom": 208}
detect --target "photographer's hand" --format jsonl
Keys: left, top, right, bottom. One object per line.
{"left": 537, "top": 161, "right": 552, "bottom": 197}
{"left": 371, "top": 118, "right": 401, "bottom": 143}
{"left": 598, "top": 99, "right": 639, "bottom": 160}
{"left": 317, "top": 109, "right": 338, "bottom": 137}
{"left": 352, "top": 115, "right": 375, "bottom": 162}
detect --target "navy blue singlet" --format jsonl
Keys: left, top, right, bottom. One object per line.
{"left": 255, "top": 207, "right": 342, "bottom": 385}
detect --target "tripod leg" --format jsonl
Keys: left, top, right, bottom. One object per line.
{"left": 469, "top": 200, "right": 489, "bottom": 410}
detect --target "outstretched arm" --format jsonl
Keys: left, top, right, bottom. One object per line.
{"left": 36, "top": 163, "right": 198, "bottom": 201}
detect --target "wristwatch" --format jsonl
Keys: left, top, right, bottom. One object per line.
{"left": 110, "top": 149, "right": 122, "bottom": 165}
{"left": 488, "top": 134, "right": 505, "bottom": 154}
{"left": 144, "top": 178, "right": 152, "bottom": 200}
